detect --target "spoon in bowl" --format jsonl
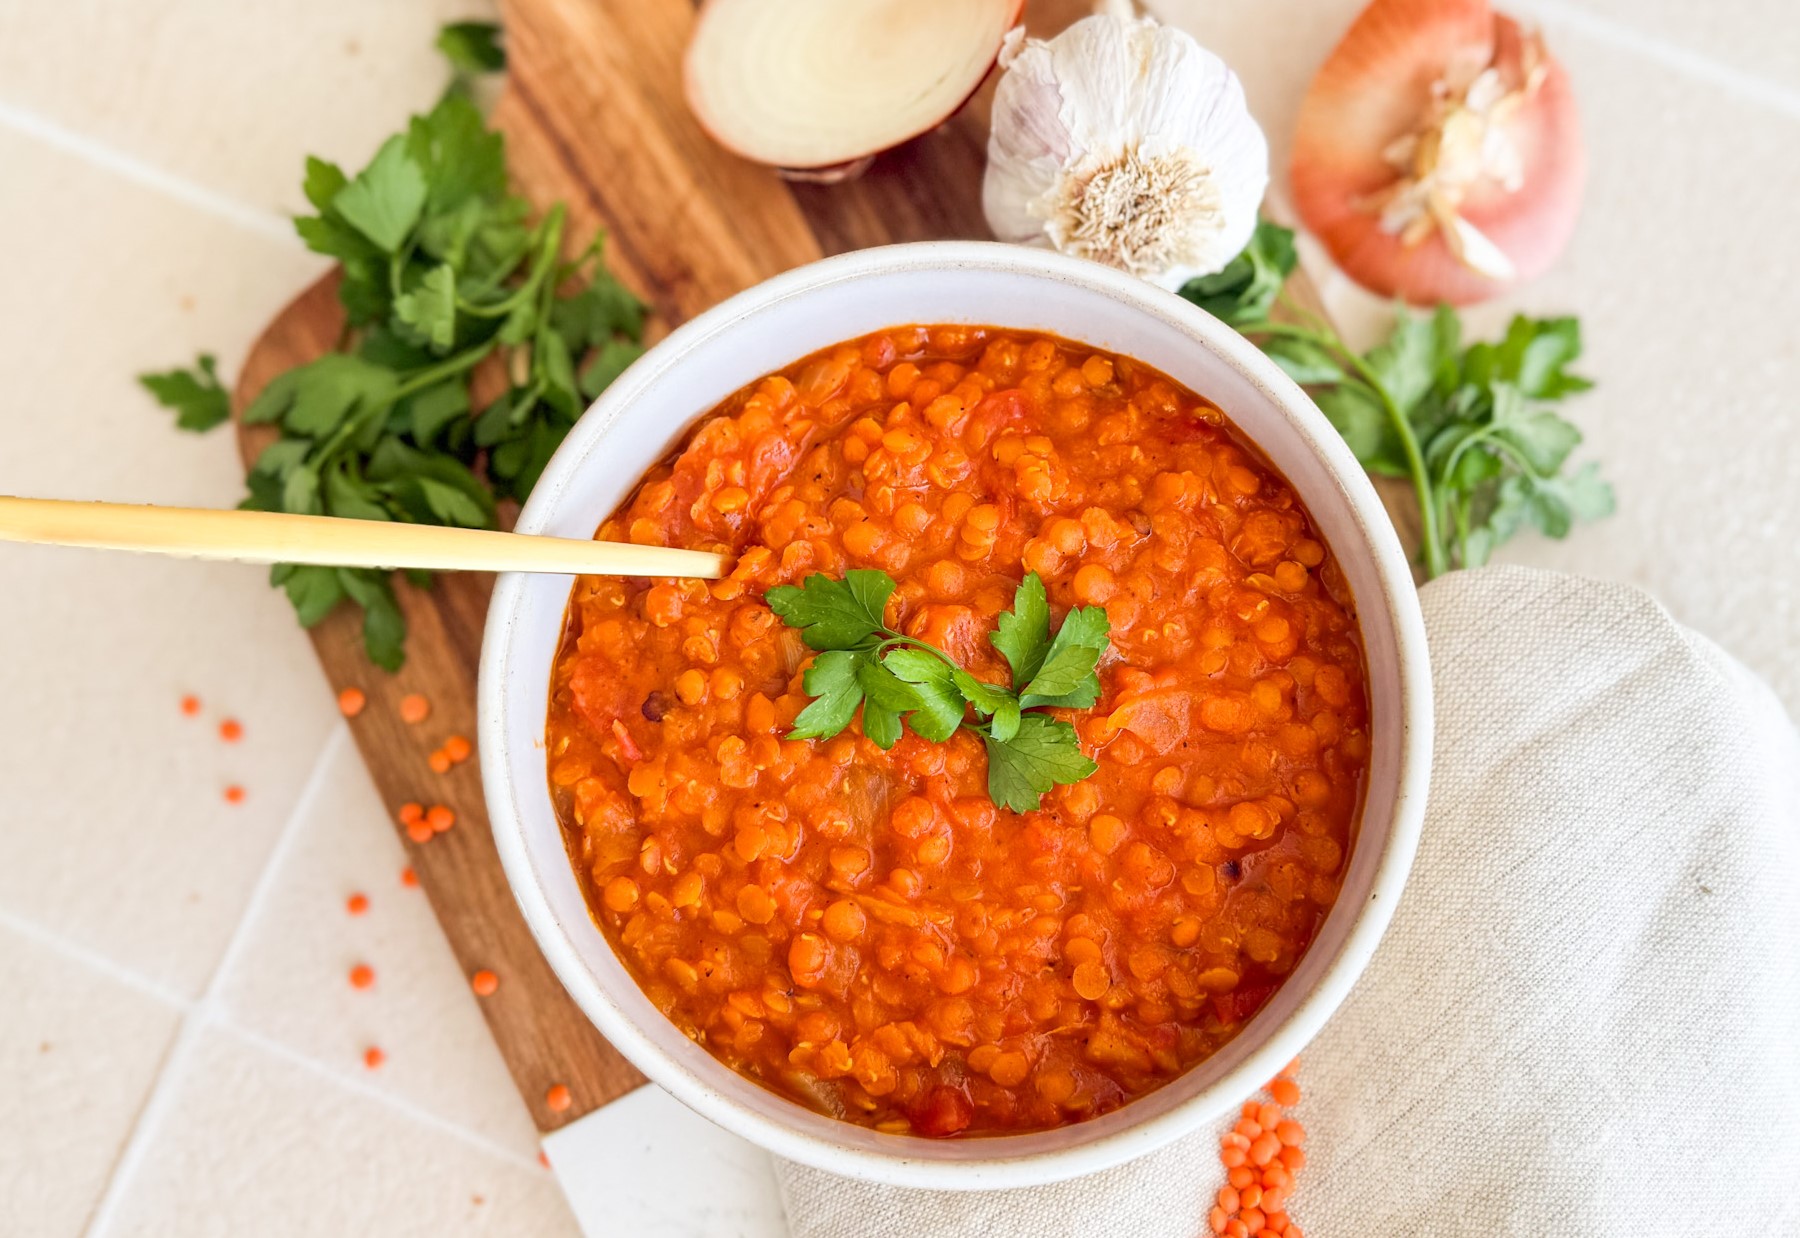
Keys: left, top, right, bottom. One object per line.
{"left": 0, "top": 496, "right": 726, "bottom": 578}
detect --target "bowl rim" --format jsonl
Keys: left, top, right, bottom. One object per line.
{"left": 480, "top": 240, "right": 1432, "bottom": 1188}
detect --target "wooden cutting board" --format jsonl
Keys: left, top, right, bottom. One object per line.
{"left": 232, "top": 0, "right": 1376, "bottom": 1137}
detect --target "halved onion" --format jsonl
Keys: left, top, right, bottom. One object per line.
{"left": 1290, "top": 0, "right": 1585, "bottom": 305}
{"left": 684, "top": 0, "right": 1023, "bottom": 177}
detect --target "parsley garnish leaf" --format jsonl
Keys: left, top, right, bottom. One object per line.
{"left": 990, "top": 570, "right": 1051, "bottom": 685}
{"left": 984, "top": 714, "right": 1100, "bottom": 814}
{"left": 1180, "top": 219, "right": 1296, "bottom": 328}
{"left": 771, "top": 568, "right": 1110, "bottom": 810}
{"left": 787, "top": 651, "right": 866, "bottom": 741}
{"left": 856, "top": 660, "right": 922, "bottom": 751}
{"left": 884, "top": 650, "right": 967, "bottom": 743}
{"left": 139, "top": 354, "right": 231, "bottom": 432}
{"left": 1019, "top": 605, "right": 1110, "bottom": 709}
{"left": 394, "top": 264, "right": 458, "bottom": 352}
{"left": 332, "top": 136, "right": 428, "bottom": 254}
{"left": 766, "top": 570, "right": 894, "bottom": 651}
{"left": 436, "top": 21, "right": 506, "bottom": 76}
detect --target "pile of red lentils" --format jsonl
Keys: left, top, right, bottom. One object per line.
{"left": 1209, "top": 1062, "right": 1307, "bottom": 1237}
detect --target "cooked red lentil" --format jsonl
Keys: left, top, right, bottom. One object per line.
{"left": 546, "top": 326, "right": 1368, "bottom": 1137}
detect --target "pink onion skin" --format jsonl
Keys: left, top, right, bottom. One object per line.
{"left": 1291, "top": 0, "right": 1587, "bottom": 306}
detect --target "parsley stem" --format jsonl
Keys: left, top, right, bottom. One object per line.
{"left": 1338, "top": 350, "right": 1447, "bottom": 579}
{"left": 310, "top": 339, "right": 499, "bottom": 466}
{"left": 873, "top": 632, "right": 959, "bottom": 667}
{"left": 456, "top": 209, "right": 565, "bottom": 318}
{"left": 391, "top": 340, "right": 498, "bottom": 401}
{"left": 1452, "top": 493, "right": 1473, "bottom": 568}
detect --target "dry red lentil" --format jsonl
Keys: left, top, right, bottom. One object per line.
{"left": 545, "top": 1083, "right": 572, "bottom": 1112}
{"left": 348, "top": 963, "right": 375, "bottom": 990}
{"left": 218, "top": 718, "right": 243, "bottom": 743}
{"left": 180, "top": 694, "right": 202, "bottom": 717}
{"left": 346, "top": 892, "right": 370, "bottom": 916}
{"left": 399, "top": 694, "right": 431, "bottom": 724}
{"left": 429, "top": 749, "right": 453, "bottom": 774}
{"left": 546, "top": 327, "right": 1368, "bottom": 1137}
{"left": 445, "top": 734, "right": 474, "bottom": 763}
{"left": 400, "top": 866, "right": 420, "bottom": 888}
{"left": 222, "top": 785, "right": 245, "bottom": 805}
{"left": 363, "top": 1046, "right": 385, "bottom": 1070}
{"left": 337, "top": 687, "right": 367, "bottom": 718}
{"left": 471, "top": 969, "right": 500, "bottom": 997}
{"left": 427, "top": 805, "right": 455, "bottom": 834}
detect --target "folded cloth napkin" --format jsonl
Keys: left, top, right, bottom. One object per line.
{"left": 778, "top": 566, "right": 1800, "bottom": 1236}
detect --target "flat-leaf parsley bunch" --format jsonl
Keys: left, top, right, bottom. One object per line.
{"left": 768, "top": 570, "right": 1109, "bottom": 812}
{"left": 139, "top": 25, "right": 647, "bottom": 669}
{"left": 1181, "top": 220, "right": 1613, "bottom": 578}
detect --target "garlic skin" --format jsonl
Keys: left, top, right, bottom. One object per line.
{"left": 983, "top": 13, "right": 1269, "bottom": 290}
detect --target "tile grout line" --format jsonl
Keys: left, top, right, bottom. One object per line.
{"left": 225, "top": 1021, "right": 544, "bottom": 1173}
{"left": 73, "top": 721, "right": 544, "bottom": 1235}
{"left": 0, "top": 906, "right": 192, "bottom": 1013}
{"left": 79, "top": 723, "right": 350, "bottom": 1238}
{"left": 0, "top": 96, "right": 300, "bottom": 245}
{"left": 1510, "top": 0, "right": 1800, "bottom": 121}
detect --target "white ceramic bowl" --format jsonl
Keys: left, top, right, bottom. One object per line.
{"left": 480, "top": 241, "right": 1432, "bottom": 1189}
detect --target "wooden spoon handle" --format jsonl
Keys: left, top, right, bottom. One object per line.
{"left": 0, "top": 496, "right": 725, "bottom": 579}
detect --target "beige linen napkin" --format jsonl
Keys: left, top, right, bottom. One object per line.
{"left": 778, "top": 566, "right": 1800, "bottom": 1236}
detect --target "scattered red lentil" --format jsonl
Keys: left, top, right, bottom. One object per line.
{"left": 537, "top": 1150, "right": 551, "bottom": 1170}
{"left": 349, "top": 963, "right": 375, "bottom": 990}
{"left": 399, "top": 693, "right": 431, "bottom": 724}
{"left": 180, "top": 695, "right": 202, "bottom": 717}
{"left": 444, "top": 734, "right": 473, "bottom": 763}
{"left": 428, "top": 749, "right": 452, "bottom": 774}
{"left": 363, "top": 1046, "right": 385, "bottom": 1070}
{"left": 222, "top": 785, "right": 245, "bottom": 805}
{"left": 471, "top": 969, "right": 499, "bottom": 997}
{"left": 426, "top": 804, "right": 455, "bottom": 834}
{"left": 401, "top": 866, "right": 419, "bottom": 888}
{"left": 346, "top": 892, "right": 370, "bottom": 916}
{"left": 398, "top": 801, "right": 424, "bottom": 825}
{"left": 337, "top": 687, "right": 367, "bottom": 718}
{"left": 1209, "top": 1062, "right": 1306, "bottom": 1237}
{"left": 545, "top": 1084, "right": 572, "bottom": 1112}
{"left": 218, "top": 718, "right": 243, "bottom": 743}
{"left": 406, "top": 820, "right": 434, "bottom": 844}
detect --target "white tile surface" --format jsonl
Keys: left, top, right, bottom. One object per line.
{"left": 1529, "top": 0, "right": 1800, "bottom": 98}
{"left": 545, "top": 1086, "right": 788, "bottom": 1238}
{"left": 216, "top": 728, "right": 542, "bottom": 1157}
{"left": 0, "top": 0, "right": 500, "bottom": 216}
{"left": 0, "top": 127, "right": 339, "bottom": 994}
{"left": 94, "top": 1025, "right": 575, "bottom": 1238}
{"left": 0, "top": 0, "right": 1795, "bottom": 1234}
{"left": 0, "top": 919, "right": 181, "bottom": 1238}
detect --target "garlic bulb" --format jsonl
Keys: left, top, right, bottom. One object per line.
{"left": 982, "top": 11, "right": 1269, "bottom": 290}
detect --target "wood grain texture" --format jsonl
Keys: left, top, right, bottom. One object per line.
{"left": 234, "top": 277, "right": 646, "bottom": 1133}
{"left": 231, "top": 0, "right": 1399, "bottom": 1137}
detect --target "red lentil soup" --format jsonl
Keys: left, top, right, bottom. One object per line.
{"left": 546, "top": 326, "right": 1369, "bottom": 1137}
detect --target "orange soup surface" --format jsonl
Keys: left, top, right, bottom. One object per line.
{"left": 546, "top": 326, "right": 1369, "bottom": 1137}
